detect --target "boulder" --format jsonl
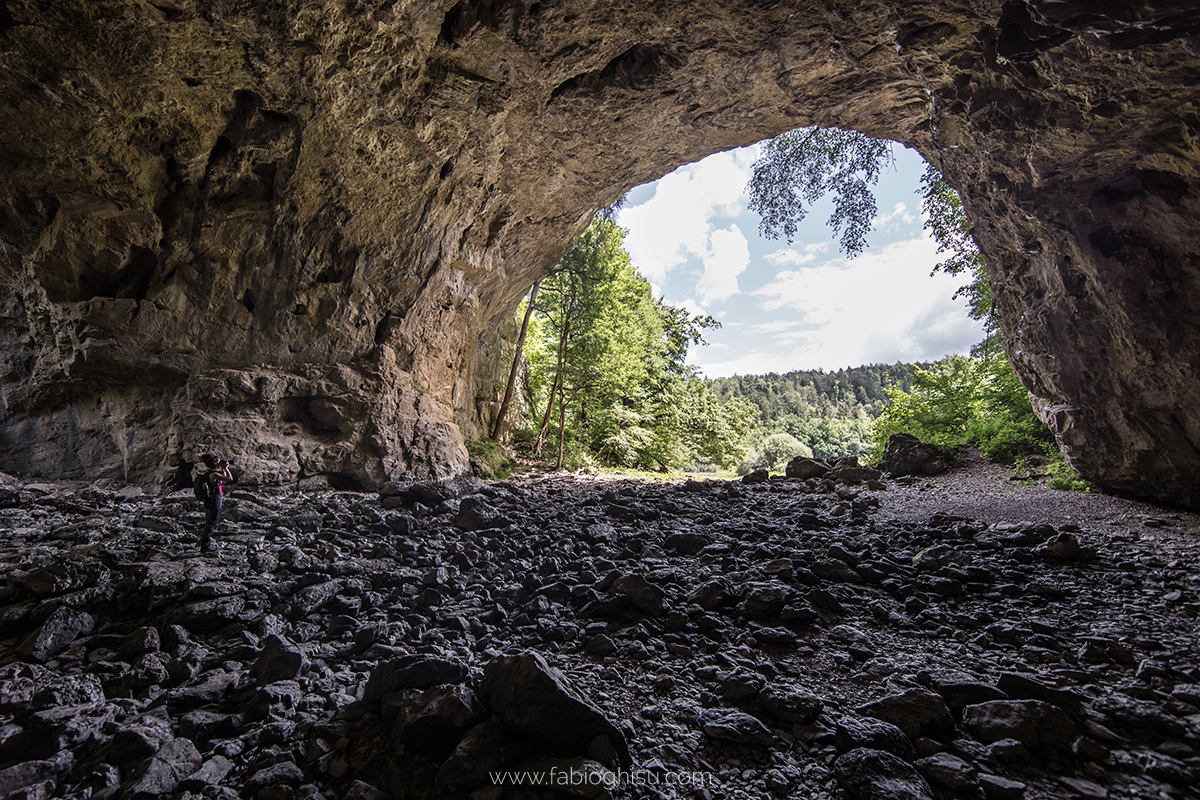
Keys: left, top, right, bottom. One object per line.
{"left": 480, "top": 652, "right": 631, "bottom": 769}
{"left": 879, "top": 434, "right": 953, "bottom": 478}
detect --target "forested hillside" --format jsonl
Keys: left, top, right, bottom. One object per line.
{"left": 707, "top": 364, "right": 925, "bottom": 468}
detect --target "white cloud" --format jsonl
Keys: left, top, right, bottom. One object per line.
{"left": 763, "top": 242, "right": 830, "bottom": 268}
{"left": 618, "top": 149, "right": 756, "bottom": 287}
{"left": 694, "top": 225, "right": 750, "bottom": 306}
{"left": 747, "top": 235, "right": 984, "bottom": 371}
{"left": 876, "top": 202, "right": 917, "bottom": 228}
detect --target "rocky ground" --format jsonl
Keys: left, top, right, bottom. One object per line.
{"left": 0, "top": 457, "right": 1198, "bottom": 800}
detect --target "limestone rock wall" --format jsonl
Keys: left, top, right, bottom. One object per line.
{"left": 0, "top": 1, "right": 1197, "bottom": 505}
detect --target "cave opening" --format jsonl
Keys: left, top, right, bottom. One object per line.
{"left": 611, "top": 137, "right": 984, "bottom": 381}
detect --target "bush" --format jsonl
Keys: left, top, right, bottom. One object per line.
{"left": 871, "top": 354, "right": 1051, "bottom": 465}
{"left": 466, "top": 439, "right": 516, "bottom": 479}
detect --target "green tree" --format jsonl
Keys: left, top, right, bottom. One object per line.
{"left": 748, "top": 126, "right": 894, "bottom": 256}
{"left": 522, "top": 216, "right": 747, "bottom": 471}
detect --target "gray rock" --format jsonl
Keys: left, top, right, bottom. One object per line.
{"left": 700, "top": 709, "right": 773, "bottom": 746}
{"left": 612, "top": 574, "right": 667, "bottom": 616}
{"left": 436, "top": 721, "right": 521, "bottom": 787}
{"left": 914, "top": 752, "right": 982, "bottom": 797}
{"left": 833, "top": 747, "right": 934, "bottom": 800}
{"left": 481, "top": 652, "right": 631, "bottom": 768}
{"left": 878, "top": 434, "right": 952, "bottom": 477}
{"left": 250, "top": 635, "right": 309, "bottom": 684}
{"left": 245, "top": 761, "right": 305, "bottom": 794}
{"left": 18, "top": 607, "right": 95, "bottom": 662}
{"left": 30, "top": 673, "right": 104, "bottom": 709}
{"left": 123, "top": 738, "right": 203, "bottom": 796}
{"left": 836, "top": 715, "right": 917, "bottom": 760}
{"left": 786, "top": 457, "right": 831, "bottom": 479}
{"left": 759, "top": 685, "right": 824, "bottom": 725}
{"left": 394, "top": 684, "right": 484, "bottom": 750}
{"left": 364, "top": 656, "right": 470, "bottom": 702}
{"left": 961, "top": 700, "right": 1076, "bottom": 749}
{"left": 858, "top": 688, "right": 954, "bottom": 741}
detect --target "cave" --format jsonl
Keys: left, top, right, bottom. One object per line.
{"left": 0, "top": 1, "right": 1198, "bottom": 507}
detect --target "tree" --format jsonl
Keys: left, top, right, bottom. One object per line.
{"left": 521, "top": 216, "right": 747, "bottom": 471}
{"left": 747, "top": 126, "right": 894, "bottom": 257}
{"left": 491, "top": 280, "right": 539, "bottom": 440}
{"left": 918, "top": 163, "right": 1000, "bottom": 358}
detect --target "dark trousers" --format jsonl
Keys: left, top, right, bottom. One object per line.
{"left": 200, "top": 494, "right": 223, "bottom": 548}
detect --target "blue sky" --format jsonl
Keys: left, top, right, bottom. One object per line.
{"left": 616, "top": 141, "right": 985, "bottom": 378}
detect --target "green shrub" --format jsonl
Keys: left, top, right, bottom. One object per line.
{"left": 465, "top": 439, "right": 516, "bottom": 479}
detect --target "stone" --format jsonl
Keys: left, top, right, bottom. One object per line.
{"left": 0, "top": 761, "right": 66, "bottom": 799}
{"left": 914, "top": 753, "right": 983, "bottom": 797}
{"left": 18, "top": 607, "right": 95, "bottom": 662}
{"left": 29, "top": 674, "right": 103, "bottom": 709}
{"left": 759, "top": 685, "right": 824, "bottom": 725}
{"left": 978, "top": 773, "right": 1027, "bottom": 800}
{"left": 995, "top": 673, "right": 1084, "bottom": 716}
{"left": 961, "top": 700, "right": 1077, "bottom": 749}
{"left": 245, "top": 761, "right": 305, "bottom": 794}
{"left": 833, "top": 748, "right": 934, "bottom": 800}
{"left": 700, "top": 709, "right": 773, "bottom": 746}
{"left": 123, "top": 738, "right": 203, "bottom": 796}
{"left": 394, "top": 684, "right": 484, "bottom": 751}
{"left": 857, "top": 688, "right": 954, "bottom": 741}
{"left": 878, "top": 434, "right": 953, "bottom": 477}
{"left": 612, "top": 574, "right": 667, "bottom": 616}
{"left": 117, "top": 626, "right": 162, "bottom": 662}
{"left": 250, "top": 635, "right": 309, "bottom": 684}
{"left": 786, "top": 458, "right": 831, "bottom": 479}
{"left": 918, "top": 670, "right": 1008, "bottom": 716}
{"left": 436, "top": 721, "right": 521, "bottom": 788}
{"left": 363, "top": 656, "right": 470, "bottom": 702}
{"left": 836, "top": 715, "right": 917, "bottom": 760}
{"left": 481, "top": 652, "right": 631, "bottom": 769}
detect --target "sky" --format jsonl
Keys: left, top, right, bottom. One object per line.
{"left": 616, "top": 141, "right": 985, "bottom": 379}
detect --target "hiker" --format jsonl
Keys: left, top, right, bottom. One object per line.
{"left": 195, "top": 452, "right": 233, "bottom": 553}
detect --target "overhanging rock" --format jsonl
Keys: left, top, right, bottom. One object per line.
{"left": 0, "top": 1, "right": 1197, "bottom": 505}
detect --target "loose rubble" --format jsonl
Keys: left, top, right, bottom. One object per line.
{"left": 0, "top": 461, "right": 1197, "bottom": 800}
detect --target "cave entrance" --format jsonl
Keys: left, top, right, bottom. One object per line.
{"left": 613, "top": 138, "right": 985, "bottom": 380}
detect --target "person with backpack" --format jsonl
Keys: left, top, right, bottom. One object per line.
{"left": 194, "top": 451, "right": 233, "bottom": 553}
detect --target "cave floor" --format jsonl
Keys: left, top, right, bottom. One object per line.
{"left": 0, "top": 460, "right": 1197, "bottom": 800}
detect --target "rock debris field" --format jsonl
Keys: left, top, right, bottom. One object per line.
{"left": 1, "top": 458, "right": 1198, "bottom": 800}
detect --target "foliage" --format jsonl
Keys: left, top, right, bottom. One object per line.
{"left": 709, "top": 364, "right": 919, "bottom": 462}
{"left": 1044, "top": 452, "right": 1093, "bottom": 492}
{"left": 870, "top": 356, "right": 982, "bottom": 455}
{"left": 869, "top": 354, "right": 1052, "bottom": 463}
{"left": 966, "top": 357, "right": 1051, "bottom": 461}
{"left": 918, "top": 163, "right": 1000, "bottom": 357}
{"left": 517, "top": 216, "right": 752, "bottom": 472}
{"left": 748, "top": 126, "right": 895, "bottom": 256}
{"left": 465, "top": 439, "right": 515, "bottom": 479}
{"left": 737, "top": 432, "right": 812, "bottom": 476}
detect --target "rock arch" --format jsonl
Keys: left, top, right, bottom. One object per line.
{"left": 0, "top": 1, "right": 1197, "bottom": 506}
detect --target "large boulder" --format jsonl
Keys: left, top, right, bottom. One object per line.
{"left": 878, "top": 434, "right": 953, "bottom": 478}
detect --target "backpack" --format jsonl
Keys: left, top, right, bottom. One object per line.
{"left": 193, "top": 471, "right": 212, "bottom": 502}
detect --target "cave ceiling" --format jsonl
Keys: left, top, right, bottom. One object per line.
{"left": 0, "top": 0, "right": 1198, "bottom": 507}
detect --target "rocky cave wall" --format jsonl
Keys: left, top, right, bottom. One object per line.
{"left": 0, "top": 0, "right": 1198, "bottom": 506}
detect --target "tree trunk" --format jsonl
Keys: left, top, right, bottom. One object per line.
{"left": 555, "top": 386, "right": 568, "bottom": 470}
{"left": 535, "top": 312, "right": 572, "bottom": 455}
{"left": 491, "top": 280, "right": 540, "bottom": 440}
{"left": 534, "top": 369, "right": 561, "bottom": 456}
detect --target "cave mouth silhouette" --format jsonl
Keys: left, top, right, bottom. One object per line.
{"left": 0, "top": 1, "right": 1197, "bottom": 507}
